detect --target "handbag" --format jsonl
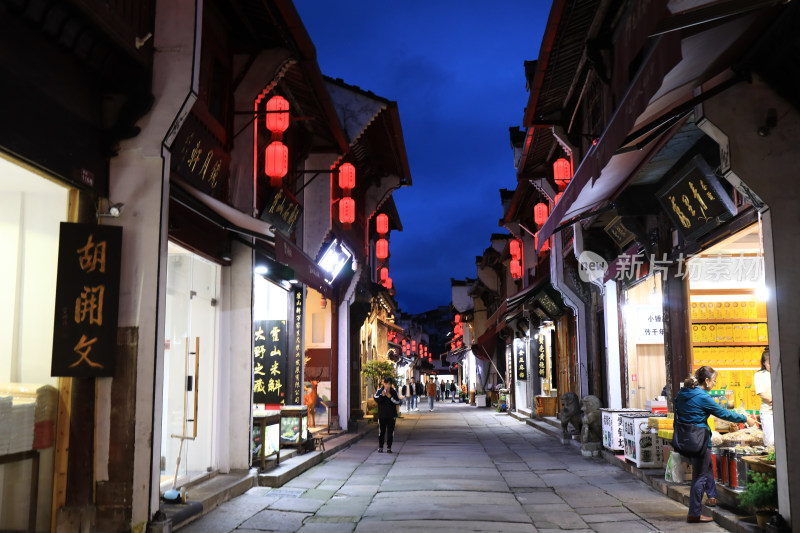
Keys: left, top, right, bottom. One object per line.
{"left": 671, "top": 411, "right": 708, "bottom": 457}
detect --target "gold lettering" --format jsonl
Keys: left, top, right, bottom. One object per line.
{"left": 254, "top": 362, "right": 265, "bottom": 376}
{"left": 75, "top": 285, "right": 105, "bottom": 325}
{"left": 270, "top": 361, "right": 280, "bottom": 376}
{"left": 77, "top": 235, "right": 107, "bottom": 273}
{"left": 188, "top": 141, "right": 203, "bottom": 171}
{"left": 69, "top": 334, "right": 103, "bottom": 368}
{"left": 669, "top": 195, "right": 692, "bottom": 228}
{"left": 270, "top": 327, "right": 280, "bottom": 342}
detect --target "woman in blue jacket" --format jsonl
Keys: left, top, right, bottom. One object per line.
{"left": 675, "top": 365, "right": 757, "bottom": 523}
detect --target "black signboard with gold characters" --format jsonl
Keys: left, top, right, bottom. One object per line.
{"left": 656, "top": 155, "right": 736, "bottom": 242}
{"left": 514, "top": 338, "right": 527, "bottom": 381}
{"left": 52, "top": 223, "right": 122, "bottom": 377}
{"left": 536, "top": 332, "right": 547, "bottom": 378}
{"left": 254, "top": 320, "right": 287, "bottom": 406}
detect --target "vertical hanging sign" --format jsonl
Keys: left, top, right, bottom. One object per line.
{"left": 290, "top": 290, "right": 304, "bottom": 405}
{"left": 537, "top": 333, "right": 547, "bottom": 378}
{"left": 514, "top": 338, "right": 527, "bottom": 381}
{"left": 254, "top": 320, "right": 287, "bottom": 406}
{"left": 51, "top": 223, "right": 122, "bottom": 377}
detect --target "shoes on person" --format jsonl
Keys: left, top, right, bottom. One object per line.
{"left": 386, "top": 448, "right": 392, "bottom": 453}
{"left": 705, "top": 498, "right": 717, "bottom": 507}
{"left": 686, "top": 515, "right": 713, "bottom": 523}
{"left": 377, "top": 448, "right": 383, "bottom": 453}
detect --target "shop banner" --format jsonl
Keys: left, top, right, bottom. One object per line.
{"left": 536, "top": 332, "right": 547, "bottom": 378}
{"left": 51, "top": 223, "right": 122, "bottom": 377}
{"left": 514, "top": 338, "right": 527, "bottom": 381}
{"left": 631, "top": 305, "right": 664, "bottom": 344}
{"left": 287, "top": 289, "right": 304, "bottom": 405}
{"left": 254, "top": 320, "right": 287, "bottom": 406}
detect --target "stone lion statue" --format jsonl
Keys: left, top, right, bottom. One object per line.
{"left": 581, "top": 395, "right": 603, "bottom": 445}
{"left": 560, "top": 392, "right": 583, "bottom": 438}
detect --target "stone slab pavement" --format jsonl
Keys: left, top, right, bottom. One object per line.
{"left": 178, "top": 402, "right": 733, "bottom": 532}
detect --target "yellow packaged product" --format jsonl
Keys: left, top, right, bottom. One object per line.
{"left": 747, "top": 301, "right": 757, "bottom": 319}
{"left": 691, "top": 302, "right": 698, "bottom": 320}
{"left": 708, "top": 325, "right": 717, "bottom": 344}
{"left": 715, "top": 302, "right": 723, "bottom": 319}
{"left": 698, "top": 302, "right": 707, "bottom": 319}
{"left": 700, "top": 325, "right": 708, "bottom": 343}
{"left": 723, "top": 301, "right": 732, "bottom": 319}
{"left": 691, "top": 324, "right": 700, "bottom": 343}
{"left": 757, "top": 323, "right": 768, "bottom": 343}
{"left": 658, "top": 429, "right": 674, "bottom": 440}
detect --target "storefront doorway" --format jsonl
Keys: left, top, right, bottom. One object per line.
{"left": 622, "top": 273, "right": 665, "bottom": 410}
{"left": 0, "top": 155, "right": 69, "bottom": 531}
{"left": 161, "top": 242, "right": 221, "bottom": 491}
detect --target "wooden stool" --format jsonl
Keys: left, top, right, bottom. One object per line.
{"left": 313, "top": 436, "right": 325, "bottom": 451}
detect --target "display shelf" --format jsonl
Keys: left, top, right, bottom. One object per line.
{"left": 692, "top": 342, "right": 767, "bottom": 347}
{"left": 690, "top": 319, "right": 766, "bottom": 324}
{"left": 689, "top": 288, "right": 756, "bottom": 295}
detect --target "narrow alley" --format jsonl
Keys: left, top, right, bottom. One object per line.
{"left": 179, "top": 403, "right": 725, "bottom": 533}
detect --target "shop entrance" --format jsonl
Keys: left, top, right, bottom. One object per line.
{"left": 161, "top": 242, "right": 220, "bottom": 491}
{"left": 622, "top": 273, "right": 666, "bottom": 410}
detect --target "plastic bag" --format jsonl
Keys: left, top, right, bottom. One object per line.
{"left": 668, "top": 451, "right": 685, "bottom": 483}
{"left": 665, "top": 453, "right": 674, "bottom": 482}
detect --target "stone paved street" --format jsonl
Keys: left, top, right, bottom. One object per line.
{"left": 180, "top": 402, "right": 728, "bottom": 532}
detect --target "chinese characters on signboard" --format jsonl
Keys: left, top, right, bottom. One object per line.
{"left": 514, "top": 338, "right": 527, "bottom": 381}
{"left": 656, "top": 155, "right": 735, "bottom": 242}
{"left": 290, "top": 290, "right": 304, "bottom": 405}
{"left": 171, "top": 112, "right": 230, "bottom": 198}
{"left": 260, "top": 188, "right": 303, "bottom": 234}
{"left": 633, "top": 305, "right": 664, "bottom": 344}
{"left": 254, "top": 320, "right": 287, "bottom": 406}
{"left": 537, "top": 333, "right": 547, "bottom": 378}
{"left": 51, "top": 223, "right": 122, "bottom": 377}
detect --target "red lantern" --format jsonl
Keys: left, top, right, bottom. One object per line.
{"left": 338, "top": 162, "right": 356, "bottom": 192}
{"left": 510, "top": 259, "right": 522, "bottom": 279}
{"left": 376, "top": 213, "right": 389, "bottom": 235}
{"left": 265, "top": 95, "right": 290, "bottom": 138}
{"left": 510, "top": 239, "right": 521, "bottom": 261}
{"left": 553, "top": 157, "right": 571, "bottom": 188}
{"left": 428, "top": 355, "right": 432, "bottom": 363}
{"left": 382, "top": 277, "right": 393, "bottom": 289}
{"left": 454, "top": 314, "right": 461, "bottom": 323}
{"left": 379, "top": 267, "right": 389, "bottom": 281}
{"left": 454, "top": 323, "right": 463, "bottom": 336}
{"left": 376, "top": 238, "right": 389, "bottom": 260}
{"left": 265, "top": 141, "right": 288, "bottom": 187}
{"left": 411, "top": 340, "right": 416, "bottom": 352}
{"left": 339, "top": 197, "right": 355, "bottom": 226}
{"left": 456, "top": 340, "right": 462, "bottom": 348}
{"left": 555, "top": 192, "right": 563, "bottom": 204}
{"left": 534, "top": 202, "right": 549, "bottom": 226}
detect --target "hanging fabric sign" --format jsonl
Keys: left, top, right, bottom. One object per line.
{"left": 51, "top": 223, "right": 122, "bottom": 377}
{"left": 254, "top": 320, "right": 287, "bottom": 406}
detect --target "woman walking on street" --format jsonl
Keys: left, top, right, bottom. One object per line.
{"left": 374, "top": 376, "right": 401, "bottom": 453}
{"left": 426, "top": 379, "right": 436, "bottom": 411}
{"left": 675, "top": 366, "right": 757, "bottom": 523}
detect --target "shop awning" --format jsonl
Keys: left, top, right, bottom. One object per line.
{"left": 274, "top": 232, "right": 333, "bottom": 299}
{"left": 471, "top": 342, "right": 492, "bottom": 362}
{"left": 444, "top": 346, "right": 469, "bottom": 364}
{"left": 535, "top": 32, "right": 682, "bottom": 250}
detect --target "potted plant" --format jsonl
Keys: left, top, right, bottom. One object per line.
{"left": 739, "top": 472, "right": 778, "bottom": 530}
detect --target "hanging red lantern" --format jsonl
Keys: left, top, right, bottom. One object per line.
{"left": 379, "top": 267, "right": 389, "bottom": 281}
{"left": 376, "top": 238, "right": 389, "bottom": 260}
{"left": 454, "top": 314, "right": 461, "bottom": 323}
{"left": 553, "top": 157, "right": 571, "bottom": 188}
{"left": 339, "top": 197, "right": 355, "bottom": 226}
{"left": 411, "top": 340, "right": 416, "bottom": 353}
{"left": 534, "top": 202, "right": 549, "bottom": 226}
{"left": 382, "top": 277, "right": 393, "bottom": 290}
{"left": 555, "top": 192, "right": 563, "bottom": 204}
{"left": 510, "top": 260, "right": 522, "bottom": 279}
{"left": 510, "top": 239, "right": 521, "bottom": 261}
{"left": 265, "top": 141, "right": 288, "bottom": 187}
{"left": 265, "top": 95, "right": 290, "bottom": 139}
{"left": 376, "top": 213, "right": 389, "bottom": 235}
{"left": 456, "top": 340, "right": 462, "bottom": 348}
{"left": 338, "top": 162, "right": 356, "bottom": 192}
{"left": 454, "top": 323, "right": 463, "bottom": 336}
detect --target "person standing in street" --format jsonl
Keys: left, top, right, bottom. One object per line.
{"left": 414, "top": 378, "right": 423, "bottom": 410}
{"left": 450, "top": 381, "right": 457, "bottom": 402}
{"left": 439, "top": 380, "right": 445, "bottom": 401}
{"left": 675, "top": 366, "right": 757, "bottom": 523}
{"left": 754, "top": 348, "right": 773, "bottom": 446}
{"left": 374, "top": 376, "right": 401, "bottom": 453}
{"left": 402, "top": 378, "right": 417, "bottom": 413}
{"left": 426, "top": 378, "right": 436, "bottom": 411}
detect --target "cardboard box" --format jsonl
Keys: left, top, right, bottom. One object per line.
{"left": 601, "top": 408, "right": 651, "bottom": 452}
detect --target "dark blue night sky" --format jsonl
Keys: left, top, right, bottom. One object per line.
{"left": 296, "top": 1, "right": 552, "bottom": 313}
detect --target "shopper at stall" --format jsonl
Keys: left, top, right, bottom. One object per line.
{"left": 374, "top": 376, "right": 401, "bottom": 453}
{"left": 426, "top": 379, "right": 437, "bottom": 411}
{"left": 754, "top": 348, "right": 773, "bottom": 446}
{"left": 675, "top": 365, "right": 757, "bottom": 523}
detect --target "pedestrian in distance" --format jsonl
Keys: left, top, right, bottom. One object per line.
{"left": 449, "top": 381, "right": 456, "bottom": 402}
{"left": 374, "top": 376, "right": 401, "bottom": 453}
{"left": 675, "top": 365, "right": 757, "bottom": 523}
{"left": 414, "top": 378, "right": 424, "bottom": 410}
{"left": 426, "top": 378, "right": 436, "bottom": 411}
{"left": 401, "top": 377, "right": 418, "bottom": 413}
{"left": 439, "top": 380, "right": 445, "bottom": 401}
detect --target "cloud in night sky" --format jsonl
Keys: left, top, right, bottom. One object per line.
{"left": 295, "top": 1, "right": 552, "bottom": 313}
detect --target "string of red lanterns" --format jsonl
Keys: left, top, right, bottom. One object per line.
{"left": 264, "top": 95, "right": 290, "bottom": 188}
{"left": 338, "top": 162, "right": 356, "bottom": 229}
{"left": 510, "top": 238, "right": 523, "bottom": 279}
